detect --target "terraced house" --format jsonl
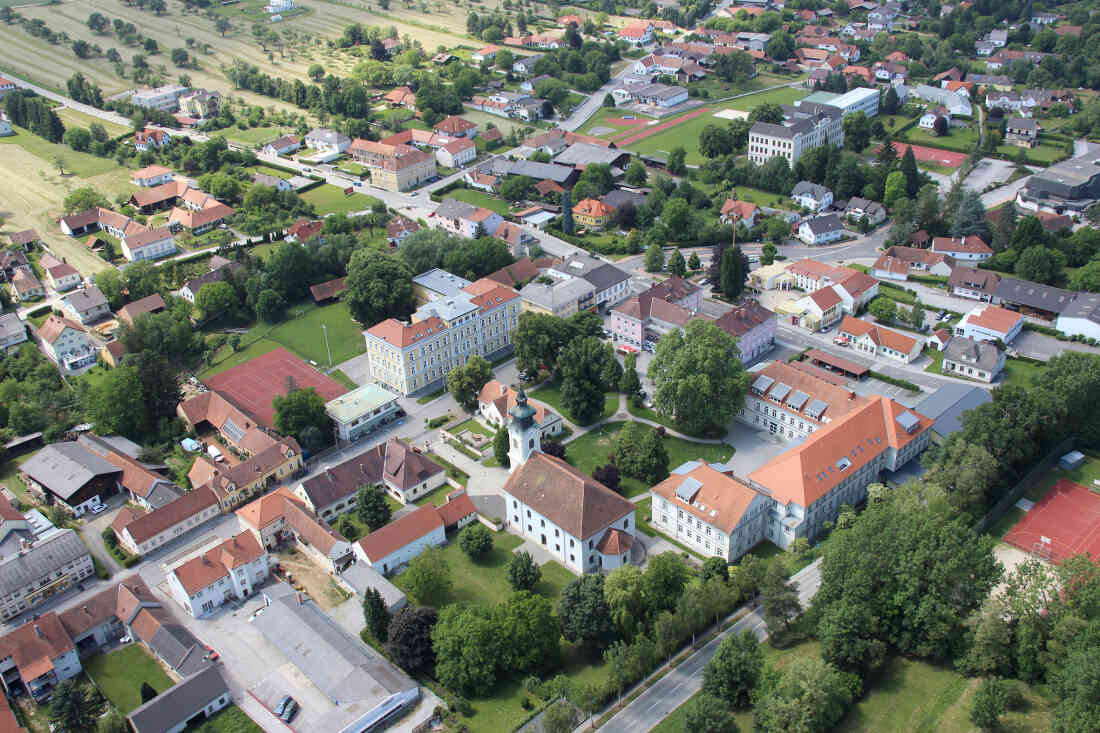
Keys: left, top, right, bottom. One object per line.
{"left": 365, "top": 277, "right": 521, "bottom": 396}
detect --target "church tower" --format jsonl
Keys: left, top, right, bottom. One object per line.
{"left": 508, "top": 388, "right": 541, "bottom": 471}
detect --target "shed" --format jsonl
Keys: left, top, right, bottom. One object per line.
{"left": 1060, "top": 450, "right": 1085, "bottom": 471}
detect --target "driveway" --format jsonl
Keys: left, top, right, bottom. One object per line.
{"left": 963, "top": 158, "right": 1016, "bottom": 192}
{"left": 722, "top": 426, "right": 797, "bottom": 478}
{"left": 1012, "top": 329, "right": 1100, "bottom": 360}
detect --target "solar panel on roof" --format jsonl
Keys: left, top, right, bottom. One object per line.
{"left": 752, "top": 375, "right": 775, "bottom": 393}
{"left": 805, "top": 399, "right": 829, "bottom": 419}
{"left": 771, "top": 382, "right": 792, "bottom": 401}
{"left": 222, "top": 418, "right": 245, "bottom": 444}
{"left": 675, "top": 477, "right": 702, "bottom": 502}
{"left": 787, "top": 390, "right": 810, "bottom": 410}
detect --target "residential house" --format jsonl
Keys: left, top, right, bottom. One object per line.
{"left": 955, "top": 303, "right": 1023, "bottom": 344}
{"left": 940, "top": 336, "right": 1004, "bottom": 383}
{"left": 739, "top": 360, "right": 871, "bottom": 440}
{"left": 130, "top": 85, "right": 189, "bottom": 112}
{"left": 178, "top": 89, "right": 220, "bottom": 119}
{"left": 572, "top": 198, "right": 614, "bottom": 230}
{"left": 798, "top": 213, "right": 845, "bottom": 245}
{"left": 794, "top": 286, "right": 843, "bottom": 330}
{"left": 872, "top": 245, "right": 955, "bottom": 281}
{"left": 873, "top": 62, "right": 907, "bottom": 82}
{"left": 546, "top": 254, "right": 633, "bottom": 310}
{"left": 0, "top": 313, "right": 27, "bottom": 353}
{"left": 608, "top": 277, "right": 703, "bottom": 348}
{"left": 383, "top": 86, "right": 417, "bottom": 109}
{"left": 919, "top": 106, "right": 950, "bottom": 129}
{"left": 829, "top": 270, "right": 878, "bottom": 314}
{"left": 304, "top": 128, "right": 351, "bottom": 154}
{"left": 911, "top": 84, "right": 972, "bottom": 116}
{"left": 844, "top": 197, "right": 885, "bottom": 226}
{"left": 236, "top": 487, "right": 353, "bottom": 573}
{"left": 0, "top": 76, "right": 15, "bottom": 98}
{"left": 0, "top": 249, "right": 30, "bottom": 282}
{"left": 479, "top": 380, "right": 563, "bottom": 440}
{"left": 433, "top": 116, "right": 477, "bottom": 138}
{"left": 945, "top": 265, "right": 999, "bottom": 301}
{"left": 0, "top": 608, "right": 83, "bottom": 700}
{"left": 179, "top": 256, "right": 242, "bottom": 303}
{"left": 61, "top": 287, "right": 110, "bottom": 325}
{"left": 619, "top": 23, "right": 655, "bottom": 46}
{"left": 838, "top": 316, "right": 922, "bottom": 363}
{"left": 131, "top": 165, "right": 174, "bottom": 187}
{"left": 262, "top": 135, "right": 300, "bottom": 156}
{"left": 166, "top": 532, "right": 269, "bottom": 617}
{"left": 503, "top": 452, "right": 636, "bottom": 574}
{"left": 436, "top": 138, "right": 476, "bottom": 168}
{"left": 309, "top": 277, "right": 344, "bottom": 304}
{"left": 111, "top": 487, "right": 222, "bottom": 556}
{"left": 471, "top": 45, "right": 503, "bottom": 63}
{"left": 121, "top": 227, "right": 176, "bottom": 262}
{"left": 133, "top": 129, "right": 171, "bottom": 152}
{"left": 1005, "top": 118, "right": 1039, "bottom": 148}
{"left": 8, "top": 229, "right": 40, "bottom": 251}
{"left": 720, "top": 199, "right": 759, "bottom": 227}
{"left": 513, "top": 54, "right": 544, "bottom": 75}
{"left": 187, "top": 437, "right": 302, "bottom": 512}
{"left": 932, "top": 235, "right": 992, "bottom": 261}
{"left": 431, "top": 198, "right": 503, "bottom": 238}
{"left": 251, "top": 173, "right": 291, "bottom": 192}
{"left": 36, "top": 315, "right": 96, "bottom": 373}
{"left": 0, "top": 527, "right": 92, "bottom": 624}
{"left": 386, "top": 216, "right": 420, "bottom": 247}
{"left": 286, "top": 218, "right": 324, "bottom": 244}
{"left": 127, "top": 667, "right": 231, "bottom": 733}
{"left": 364, "top": 277, "right": 521, "bottom": 396}
{"left": 44, "top": 262, "right": 81, "bottom": 292}
{"left": 520, "top": 278, "right": 596, "bottom": 317}
{"left": 715, "top": 300, "right": 777, "bottom": 362}
{"left": 348, "top": 139, "right": 437, "bottom": 192}
{"left": 10, "top": 271, "right": 44, "bottom": 301}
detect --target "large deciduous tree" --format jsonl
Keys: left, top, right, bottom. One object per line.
{"left": 508, "top": 550, "right": 541, "bottom": 591}
{"left": 345, "top": 249, "right": 414, "bottom": 325}
{"left": 448, "top": 355, "right": 492, "bottom": 411}
{"left": 356, "top": 484, "right": 391, "bottom": 531}
{"left": 385, "top": 606, "right": 438, "bottom": 673}
{"left": 648, "top": 319, "right": 748, "bottom": 435}
{"left": 703, "top": 630, "right": 764, "bottom": 709}
{"left": 513, "top": 311, "right": 572, "bottom": 375}
{"left": 559, "top": 336, "right": 617, "bottom": 425}
{"left": 273, "top": 387, "right": 330, "bottom": 451}
{"left": 559, "top": 573, "right": 616, "bottom": 651}
{"left": 404, "top": 547, "right": 452, "bottom": 606}
{"left": 752, "top": 658, "right": 861, "bottom": 733}
{"left": 613, "top": 422, "right": 669, "bottom": 485}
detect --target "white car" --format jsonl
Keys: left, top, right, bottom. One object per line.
{"left": 90, "top": 503, "right": 107, "bottom": 515}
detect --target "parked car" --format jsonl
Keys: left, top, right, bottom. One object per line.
{"left": 833, "top": 336, "right": 849, "bottom": 346}
{"left": 89, "top": 503, "right": 107, "bottom": 515}
{"left": 939, "top": 312, "right": 952, "bottom": 322}
{"left": 275, "top": 696, "right": 299, "bottom": 723}
{"left": 204, "top": 645, "right": 219, "bottom": 661}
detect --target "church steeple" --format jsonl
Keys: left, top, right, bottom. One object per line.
{"left": 508, "top": 387, "right": 540, "bottom": 471}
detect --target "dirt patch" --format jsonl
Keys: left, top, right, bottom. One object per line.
{"left": 991, "top": 543, "right": 1035, "bottom": 599}
{"left": 274, "top": 548, "right": 350, "bottom": 611}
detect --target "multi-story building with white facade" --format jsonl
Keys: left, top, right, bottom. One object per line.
{"left": 955, "top": 303, "right": 1024, "bottom": 344}
{"left": 739, "top": 360, "right": 870, "bottom": 440}
{"left": 748, "top": 102, "right": 843, "bottom": 165}
{"left": 37, "top": 316, "right": 97, "bottom": 373}
{"left": 430, "top": 198, "right": 504, "bottom": 239}
{"left": 364, "top": 277, "right": 521, "bottom": 396}
{"left": 838, "top": 316, "right": 923, "bottom": 364}
{"left": 821, "top": 86, "right": 880, "bottom": 117}
{"left": 546, "top": 255, "right": 632, "bottom": 311}
{"left": 111, "top": 487, "right": 222, "bottom": 556}
{"left": 941, "top": 336, "right": 1005, "bottom": 383}
{"left": 121, "top": 227, "right": 176, "bottom": 262}
{"left": 130, "top": 85, "right": 189, "bottom": 112}
{"left": 348, "top": 139, "right": 437, "bottom": 191}
{"left": 166, "top": 532, "right": 269, "bottom": 617}
{"left": 791, "top": 181, "right": 834, "bottom": 212}
{"left": 324, "top": 384, "right": 401, "bottom": 443}
{"left": 715, "top": 300, "right": 777, "bottom": 362}
{"left": 0, "top": 528, "right": 93, "bottom": 623}
{"left": 502, "top": 452, "right": 636, "bottom": 574}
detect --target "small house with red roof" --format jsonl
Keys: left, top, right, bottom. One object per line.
{"left": 287, "top": 218, "right": 324, "bottom": 243}
{"left": 932, "top": 235, "right": 992, "bottom": 262}
{"left": 133, "top": 128, "right": 171, "bottom": 152}
{"left": 955, "top": 303, "right": 1023, "bottom": 344}
{"left": 795, "top": 286, "right": 843, "bottom": 330}
{"left": 720, "top": 199, "right": 759, "bottom": 227}
{"left": 433, "top": 115, "right": 477, "bottom": 138}
{"left": 478, "top": 380, "right": 563, "bottom": 439}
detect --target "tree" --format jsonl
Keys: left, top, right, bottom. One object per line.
{"left": 869, "top": 296, "right": 897, "bottom": 322}
{"left": 761, "top": 242, "right": 777, "bottom": 265}
{"left": 49, "top": 680, "right": 105, "bottom": 733}
{"left": 752, "top": 658, "right": 860, "bottom": 733}
{"left": 683, "top": 694, "right": 739, "bottom": 733}
{"left": 345, "top": 249, "right": 414, "bottom": 325}
{"left": 272, "top": 387, "right": 329, "bottom": 451}
{"left": 561, "top": 191, "right": 574, "bottom": 235}
{"left": 64, "top": 127, "right": 92, "bottom": 151}
{"left": 645, "top": 242, "right": 665, "bottom": 272}
{"left": 643, "top": 553, "right": 690, "bottom": 615}
{"left": 648, "top": 319, "right": 748, "bottom": 435}
{"left": 898, "top": 145, "right": 920, "bottom": 197}
{"left": 363, "top": 586, "right": 391, "bottom": 642}
{"left": 508, "top": 550, "right": 541, "bottom": 591}
{"left": 908, "top": 302, "right": 925, "bottom": 329}
{"left": 385, "top": 606, "right": 437, "bottom": 673}
{"left": 749, "top": 103, "right": 784, "bottom": 124}
{"left": 933, "top": 115, "right": 948, "bottom": 136}
{"left": 614, "top": 422, "right": 669, "bottom": 484}
{"left": 307, "top": 63, "right": 325, "bottom": 81}
{"left": 687, "top": 251, "right": 702, "bottom": 271}
{"left": 952, "top": 190, "right": 990, "bottom": 241}
{"left": 667, "top": 248, "right": 687, "bottom": 277}
{"left": 971, "top": 678, "right": 1010, "bottom": 732}
{"left": 765, "top": 30, "right": 795, "bottom": 60}
{"left": 139, "top": 682, "right": 157, "bottom": 703}
{"left": 215, "top": 17, "right": 231, "bottom": 36}
{"left": 1014, "top": 245, "right": 1065, "bottom": 285}
{"left": 667, "top": 147, "right": 687, "bottom": 175}
{"left": 543, "top": 701, "right": 577, "bottom": 733}
{"left": 255, "top": 288, "right": 286, "bottom": 323}
{"left": 493, "top": 426, "right": 510, "bottom": 468}
{"left": 713, "top": 50, "right": 754, "bottom": 84}
{"left": 701, "top": 556, "right": 729, "bottom": 584}
{"left": 194, "top": 281, "right": 239, "bottom": 320}
{"left": 83, "top": 363, "right": 147, "bottom": 439}
{"left": 592, "top": 463, "right": 621, "bottom": 493}
{"left": 760, "top": 562, "right": 800, "bottom": 636}
{"left": 720, "top": 245, "right": 748, "bottom": 299}
{"left": 63, "top": 186, "right": 109, "bottom": 214}
{"left": 459, "top": 523, "right": 493, "bottom": 561}
{"left": 604, "top": 565, "right": 647, "bottom": 640}
{"left": 405, "top": 546, "right": 452, "bottom": 605}
{"left": 447, "top": 355, "right": 492, "bottom": 411}
{"left": 882, "top": 85, "right": 900, "bottom": 115}
{"left": 356, "top": 485, "right": 391, "bottom": 531}
{"left": 513, "top": 311, "right": 572, "bottom": 375}
{"left": 842, "top": 111, "right": 871, "bottom": 152}
{"left": 500, "top": 174, "right": 534, "bottom": 202}
{"left": 818, "top": 596, "right": 887, "bottom": 675}
{"left": 559, "top": 336, "right": 617, "bottom": 425}
{"left": 99, "top": 710, "right": 128, "bottom": 733}
{"left": 619, "top": 352, "right": 641, "bottom": 395}
{"left": 559, "top": 573, "right": 616, "bottom": 651}
{"left": 703, "top": 630, "right": 763, "bottom": 708}
{"left": 493, "top": 591, "right": 559, "bottom": 674}
{"left": 884, "top": 170, "right": 907, "bottom": 210}
{"left": 625, "top": 159, "right": 647, "bottom": 186}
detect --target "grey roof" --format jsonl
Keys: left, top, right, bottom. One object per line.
{"left": 805, "top": 398, "right": 829, "bottom": 419}
{"left": 65, "top": 286, "right": 108, "bottom": 313}
{"left": 513, "top": 54, "right": 544, "bottom": 70}
{"left": 98, "top": 435, "right": 143, "bottom": 459}
{"left": 770, "top": 382, "right": 791, "bottom": 402}
{"left": 600, "top": 189, "right": 647, "bottom": 211}
{"left": 1058, "top": 292, "right": 1100, "bottom": 325}
{"left": 994, "top": 277, "right": 1075, "bottom": 314}
{"left": 803, "top": 214, "right": 844, "bottom": 236}
{"left": 0, "top": 529, "right": 89, "bottom": 596}
{"left": 251, "top": 173, "right": 285, "bottom": 187}
{"left": 750, "top": 121, "right": 795, "bottom": 140}
{"left": 338, "top": 563, "right": 407, "bottom": 612}
{"left": 895, "top": 410, "right": 921, "bottom": 433}
{"left": 671, "top": 460, "right": 702, "bottom": 475}
{"left": 21, "top": 442, "right": 120, "bottom": 500}
{"left": 0, "top": 313, "right": 25, "bottom": 343}
{"left": 305, "top": 128, "right": 351, "bottom": 146}
{"left": 486, "top": 158, "right": 575, "bottom": 184}
{"left": 252, "top": 583, "right": 415, "bottom": 704}
{"left": 943, "top": 336, "right": 1003, "bottom": 372}
{"left": 787, "top": 390, "right": 810, "bottom": 410}
{"left": 1027, "top": 151, "right": 1100, "bottom": 189}
{"left": 914, "top": 382, "right": 991, "bottom": 437}
{"left": 552, "top": 256, "right": 631, "bottom": 292}
{"left": 1006, "top": 118, "right": 1039, "bottom": 132}
{"left": 553, "top": 142, "right": 627, "bottom": 167}
{"left": 751, "top": 374, "right": 774, "bottom": 392}
{"left": 127, "top": 667, "right": 230, "bottom": 733}
{"left": 675, "top": 476, "right": 702, "bottom": 501}
{"left": 520, "top": 278, "right": 595, "bottom": 310}
{"left": 147, "top": 618, "right": 212, "bottom": 677}
{"left": 433, "top": 198, "right": 478, "bottom": 221}
{"left": 412, "top": 268, "right": 472, "bottom": 297}
{"left": 792, "top": 181, "right": 831, "bottom": 200}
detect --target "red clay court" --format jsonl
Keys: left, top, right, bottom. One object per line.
{"left": 205, "top": 347, "right": 347, "bottom": 430}
{"left": 1004, "top": 479, "right": 1100, "bottom": 564}
{"left": 616, "top": 107, "right": 711, "bottom": 146}
{"left": 881, "top": 143, "right": 968, "bottom": 168}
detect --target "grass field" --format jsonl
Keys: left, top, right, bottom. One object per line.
{"left": 221, "top": 126, "right": 284, "bottom": 146}
{"left": 531, "top": 381, "right": 618, "bottom": 426}
{"left": 902, "top": 125, "right": 980, "bottom": 154}
{"left": 55, "top": 107, "right": 129, "bottom": 137}
{"left": 200, "top": 300, "right": 366, "bottom": 378}
{"left": 186, "top": 705, "right": 264, "bottom": 733}
{"left": 564, "top": 421, "right": 735, "bottom": 498}
{"left": 0, "top": 124, "right": 120, "bottom": 178}
{"left": 446, "top": 187, "right": 512, "bottom": 215}
{"left": 300, "top": 184, "right": 381, "bottom": 216}
{"left": 1002, "top": 357, "right": 1047, "bottom": 389}
{"left": 0, "top": 452, "right": 35, "bottom": 503}
{"left": 1022, "top": 451, "right": 1100, "bottom": 503}
{"left": 725, "top": 85, "right": 808, "bottom": 111}
{"left": 250, "top": 164, "right": 294, "bottom": 180}
{"left": 85, "top": 645, "right": 175, "bottom": 714}
{"left": 994, "top": 141, "right": 1067, "bottom": 165}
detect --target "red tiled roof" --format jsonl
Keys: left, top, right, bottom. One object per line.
{"left": 596, "top": 527, "right": 633, "bottom": 554}
{"left": 932, "top": 235, "right": 992, "bottom": 256}
{"left": 309, "top": 277, "right": 346, "bottom": 302}
{"left": 357, "top": 504, "right": 444, "bottom": 562}
{"left": 807, "top": 286, "right": 841, "bottom": 310}
{"left": 437, "top": 492, "right": 477, "bottom": 527}
{"left": 965, "top": 304, "right": 1022, "bottom": 334}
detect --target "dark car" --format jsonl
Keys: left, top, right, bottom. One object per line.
{"left": 275, "top": 695, "right": 298, "bottom": 722}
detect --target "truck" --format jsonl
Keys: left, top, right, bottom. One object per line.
{"left": 206, "top": 444, "right": 224, "bottom": 462}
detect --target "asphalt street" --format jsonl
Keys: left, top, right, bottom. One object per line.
{"left": 594, "top": 559, "right": 823, "bottom": 733}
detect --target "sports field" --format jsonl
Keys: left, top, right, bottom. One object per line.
{"left": 204, "top": 347, "right": 347, "bottom": 428}
{"left": 299, "top": 185, "right": 381, "bottom": 216}
{"left": 1004, "top": 479, "right": 1100, "bottom": 564}
{"left": 881, "top": 143, "right": 968, "bottom": 168}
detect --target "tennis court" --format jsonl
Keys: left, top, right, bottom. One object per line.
{"left": 1004, "top": 479, "right": 1100, "bottom": 564}
{"left": 204, "top": 347, "right": 347, "bottom": 429}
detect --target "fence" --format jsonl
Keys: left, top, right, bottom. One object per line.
{"left": 973, "top": 436, "right": 1074, "bottom": 535}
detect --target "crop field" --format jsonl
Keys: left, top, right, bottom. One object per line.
{"left": 54, "top": 106, "right": 130, "bottom": 136}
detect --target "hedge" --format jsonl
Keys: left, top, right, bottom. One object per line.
{"left": 867, "top": 370, "right": 921, "bottom": 393}
{"left": 101, "top": 527, "right": 141, "bottom": 567}
{"left": 26, "top": 305, "right": 52, "bottom": 319}
{"left": 1023, "top": 321, "right": 1068, "bottom": 341}
{"left": 429, "top": 179, "right": 467, "bottom": 203}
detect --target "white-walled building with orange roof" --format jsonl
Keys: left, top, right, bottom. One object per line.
{"left": 747, "top": 396, "right": 932, "bottom": 547}
{"left": 838, "top": 315, "right": 922, "bottom": 363}
{"left": 738, "top": 360, "right": 871, "bottom": 440}
{"left": 165, "top": 532, "right": 269, "bottom": 617}
{"left": 364, "top": 274, "right": 521, "bottom": 395}
{"left": 955, "top": 303, "right": 1024, "bottom": 344}
{"left": 478, "top": 380, "right": 563, "bottom": 438}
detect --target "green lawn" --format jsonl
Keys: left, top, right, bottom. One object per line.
{"left": 84, "top": 645, "right": 175, "bottom": 714}
{"left": 901, "top": 125, "right": 980, "bottom": 154}
{"left": 988, "top": 506, "right": 1026, "bottom": 538}
{"left": 328, "top": 369, "right": 358, "bottom": 390}
{"left": 446, "top": 188, "right": 512, "bottom": 215}
{"left": 1022, "top": 451, "right": 1100, "bottom": 502}
{"left": 531, "top": 381, "right": 618, "bottom": 426}
{"left": 0, "top": 451, "right": 35, "bottom": 503}
{"left": 453, "top": 417, "right": 494, "bottom": 438}
{"left": 0, "top": 125, "right": 121, "bottom": 177}
{"left": 564, "top": 421, "right": 735, "bottom": 498}
{"left": 186, "top": 705, "right": 264, "bottom": 733}
{"left": 994, "top": 141, "right": 1067, "bottom": 165}
{"left": 300, "top": 185, "right": 382, "bottom": 216}
{"left": 725, "top": 185, "right": 791, "bottom": 208}
{"left": 1002, "top": 357, "right": 1047, "bottom": 388}
{"left": 725, "top": 85, "right": 808, "bottom": 111}
{"left": 250, "top": 164, "right": 293, "bottom": 180}
{"left": 221, "top": 126, "right": 284, "bottom": 146}
{"left": 55, "top": 107, "right": 129, "bottom": 137}
{"left": 625, "top": 401, "right": 725, "bottom": 440}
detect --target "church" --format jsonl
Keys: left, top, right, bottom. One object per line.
{"left": 500, "top": 389, "right": 637, "bottom": 575}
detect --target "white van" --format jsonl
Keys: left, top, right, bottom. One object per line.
{"left": 206, "top": 444, "right": 224, "bottom": 462}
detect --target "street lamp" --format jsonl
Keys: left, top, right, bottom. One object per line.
{"left": 322, "top": 323, "right": 332, "bottom": 369}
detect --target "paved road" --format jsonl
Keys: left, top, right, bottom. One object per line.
{"left": 593, "top": 559, "right": 823, "bottom": 733}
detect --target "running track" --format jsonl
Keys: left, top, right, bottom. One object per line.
{"left": 617, "top": 107, "right": 711, "bottom": 146}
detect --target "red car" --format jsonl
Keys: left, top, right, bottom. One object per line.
{"left": 204, "top": 645, "right": 219, "bottom": 661}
